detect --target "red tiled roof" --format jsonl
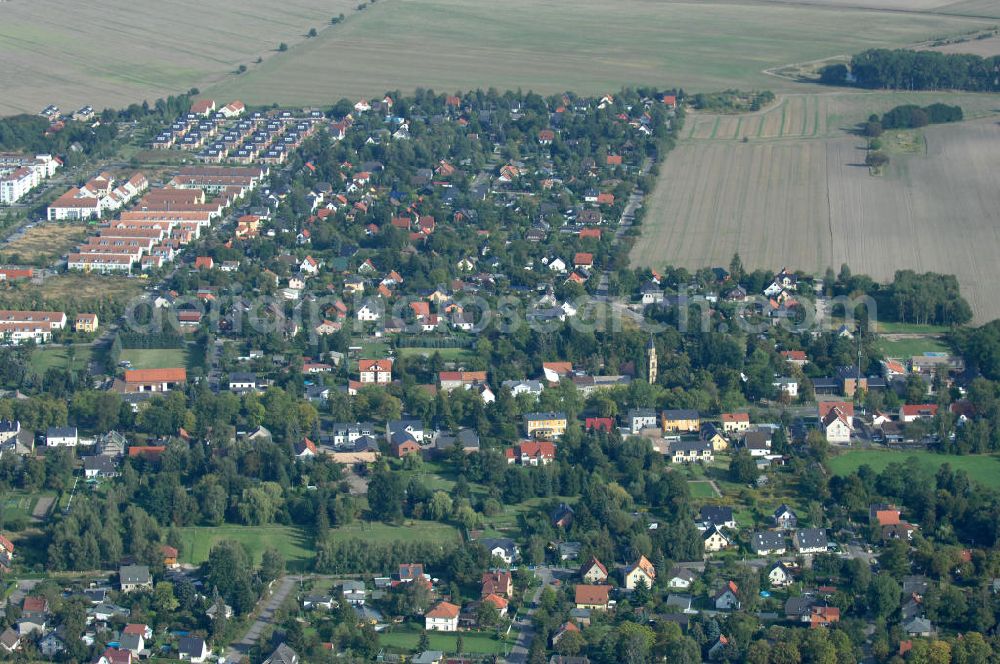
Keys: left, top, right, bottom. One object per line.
{"left": 575, "top": 584, "right": 610, "bottom": 606}
{"left": 426, "top": 601, "right": 460, "bottom": 619}
{"left": 125, "top": 368, "right": 187, "bottom": 383}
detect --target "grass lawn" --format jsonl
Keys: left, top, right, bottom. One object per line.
{"left": 872, "top": 321, "right": 952, "bottom": 335}
{"left": 120, "top": 347, "right": 192, "bottom": 370}
{"left": 176, "top": 525, "right": 315, "bottom": 570}
{"left": 325, "top": 521, "right": 462, "bottom": 545}
{"left": 828, "top": 449, "right": 1000, "bottom": 489}
{"left": 29, "top": 345, "right": 93, "bottom": 375}
{"left": 687, "top": 481, "right": 718, "bottom": 499}
{"left": 396, "top": 347, "right": 475, "bottom": 362}
{"left": 379, "top": 627, "right": 510, "bottom": 655}
{"left": 876, "top": 337, "right": 950, "bottom": 358}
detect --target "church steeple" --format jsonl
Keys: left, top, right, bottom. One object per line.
{"left": 646, "top": 337, "right": 657, "bottom": 385}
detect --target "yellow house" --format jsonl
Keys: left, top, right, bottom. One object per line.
{"left": 525, "top": 412, "right": 568, "bottom": 439}
{"left": 703, "top": 525, "right": 731, "bottom": 552}
{"left": 702, "top": 424, "right": 729, "bottom": 452}
{"left": 74, "top": 313, "right": 99, "bottom": 333}
{"left": 661, "top": 409, "right": 700, "bottom": 433}
{"left": 623, "top": 555, "right": 656, "bottom": 590}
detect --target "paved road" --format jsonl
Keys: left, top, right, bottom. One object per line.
{"left": 225, "top": 575, "right": 300, "bottom": 662}
{"left": 505, "top": 566, "right": 565, "bottom": 663}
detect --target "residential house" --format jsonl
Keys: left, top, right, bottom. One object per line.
{"left": 46, "top": 426, "right": 78, "bottom": 446}
{"left": 506, "top": 441, "right": 556, "bottom": 466}
{"left": 479, "top": 537, "right": 518, "bottom": 565}
{"left": 503, "top": 379, "right": 544, "bottom": 397}
{"left": 84, "top": 455, "right": 120, "bottom": 479}
{"left": 664, "top": 594, "right": 695, "bottom": 614}
{"left": 623, "top": 555, "right": 656, "bottom": 590}
{"left": 359, "top": 358, "right": 393, "bottom": 384}
{"left": 398, "top": 563, "right": 428, "bottom": 584}
{"left": 123, "top": 368, "right": 186, "bottom": 393}
{"left": 75, "top": 313, "right": 99, "bottom": 333}
{"left": 740, "top": 430, "right": 772, "bottom": 457}
{"left": 773, "top": 377, "right": 799, "bottom": 398}
{"left": 669, "top": 440, "right": 713, "bottom": 464}
{"left": 661, "top": 409, "right": 700, "bottom": 433}
{"left": 809, "top": 606, "right": 841, "bottom": 628}
{"left": 701, "top": 423, "right": 728, "bottom": 451}
{"left": 751, "top": 531, "right": 787, "bottom": 556}
{"left": 667, "top": 566, "right": 697, "bottom": 590}
{"left": 119, "top": 565, "right": 152, "bottom": 593}
{"left": 714, "top": 581, "right": 741, "bottom": 610}
{"left": 773, "top": 504, "right": 798, "bottom": 529}
{"left": 768, "top": 562, "right": 795, "bottom": 587}
{"left": 580, "top": 557, "right": 609, "bottom": 584}
{"left": 524, "top": 412, "right": 568, "bottom": 439}
{"left": 341, "top": 580, "right": 367, "bottom": 606}
{"left": 899, "top": 404, "right": 938, "bottom": 423}
{"left": 425, "top": 601, "right": 460, "bottom": 631}
{"left": 699, "top": 506, "right": 736, "bottom": 529}
{"left": 627, "top": 408, "right": 658, "bottom": 433}
{"left": 178, "top": 635, "right": 208, "bottom": 662}
{"left": 721, "top": 412, "right": 750, "bottom": 434}
{"left": 781, "top": 350, "right": 808, "bottom": 367}
{"left": 574, "top": 585, "right": 611, "bottom": 611}
{"left": 263, "top": 643, "right": 299, "bottom": 664}
{"left": 703, "top": 525, "right": 732, "bottom": 553}
{"left": 482, "top": 571, "right": 514, "bottom": 598}
{"left": 793, "top": 528, "right": 829, "bottom": 554}
{"left": 482, "top": 593, "right": 510, "bottom": 618}
{"left": 819, "top": 402, "right": 853, "bottom": 444}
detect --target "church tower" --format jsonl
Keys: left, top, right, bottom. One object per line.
{"left": 647, "top": 337, "right": 657, "bottom": 385}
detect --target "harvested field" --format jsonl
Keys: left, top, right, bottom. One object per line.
{"left": 0, "top": 222, "right": 88, "bottom": 265}
{"left": 681, "top": 91, "right": 1000, "bottom": 142}
{"left": 0, "top": 0, "right": 357, "bottom": 115}
{"left": 206, "top": 0, "right": 996, "bottom": 106}
{"left": 634, "top": 94, "right": 1000, "bottom": 322}
{"left": 926, "top": 34, "right": 1000, "bottom": 56}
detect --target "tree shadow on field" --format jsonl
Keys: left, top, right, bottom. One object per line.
{"left": 847, "top": 143, "right": 870, "bottom": 168}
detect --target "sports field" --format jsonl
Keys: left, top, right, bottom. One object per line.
{"left": 120, "top": 348, "right": 192, "bottom": 371}
{"left": 632, "top": 93, "right": 1000, "bottom": 322}
{"left": 828, "top": 450, "right": 1000, "bottom": 488}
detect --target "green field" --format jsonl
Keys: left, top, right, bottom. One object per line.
{"left": 876, "top": 337, "right": 950, "bottom": 358}
{"left": 324, "top": 520, "right": 462, "bottom": 545}
{"left": 120, "top": 348, "right": 192, "bottom": 371}
{"left": 29, "top": 345, "right": 94, "bottom": 375}
{"left": 176, "top": 525, "right": 315, "bottom": 570}
{"left": 687, "top": 480, "right": 719, "bottom": 498}
{"left": 207, "top": 0, "right": 998, "bottom": 105}
{"left": 396, "top": 347, "right": 475, "bottom": 362}
{"left": 872, "top": 321, "right": 953, "bottom": 335}
{"left": 379, "top": 627, "right": 510, "bottom": 655}
{"left": 828, "top": 450, "right": 1000, "bottom": 488}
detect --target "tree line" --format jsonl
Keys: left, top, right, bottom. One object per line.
{"left": 820, "top": 49, "right": 1000, "bottom": 91}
